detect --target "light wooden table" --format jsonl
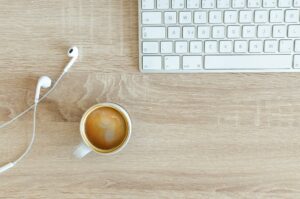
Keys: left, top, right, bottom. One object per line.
{"left": 1, "top": 1, "right": 300, "bottom": 198}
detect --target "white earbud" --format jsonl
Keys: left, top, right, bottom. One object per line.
{"left": 64, "top": 46, "right": 79, "bottom": 73}
{"left": 34, "top": 76, "right": 52, "bottom": 103}
{"left": 0, "top": 162, "right": 15, "bottom": 173}
{"left": 68, "top": 46, "right": 79, "bottom": 58}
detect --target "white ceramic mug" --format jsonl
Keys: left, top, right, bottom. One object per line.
{"left": 74, "top": 103, "right": 132, "bottom": 158}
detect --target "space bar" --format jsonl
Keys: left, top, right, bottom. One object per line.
{"left": 205, "top": 55, "right": 292, "bottom": 70}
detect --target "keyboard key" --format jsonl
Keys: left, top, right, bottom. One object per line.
{"left": 205, "top": 55, "right": 292, "bottom": 69}
{"left": 143, "top": 56, "right": 162, "bottom": 70}
{"left": 161, "top": 42, "right": 173, "bottom": 53}
{"left": 190, "top": 41, "right": 203, "bottom": 53}
{"left": 198, "top": 26, "right": 210, "bottom": 38}
{"left": 248, "top": 0, "right": 261, "bottom": 8}
{"left": 249, "top": 40, "right": 263, "bottom": 53}
{"left": 243, "top": 26, "right": 256, "bottom": 38}
{"left": 224, "top": 11, "right": 238, "bottom": 23}
{"left": 142, "top": 12, "right": 162, "bottom": 24}
{"left": 209, "top": 11, "right": 222, "bottom": 24}
{"left": 172, "top": 0, "right": 185, "bottom": 8}
{"left": 183, "top": 56, "right": 203, "bottom": 69}
{"left": 234, "top": 40, "right": 248, "bottom": 52}
{"left": 262, "top": 0, "right": 276, "bottom": 8}
{"left": 165, "top": 56, "right": 180, "bottom": 70}
{"left": 264, "top": 40, "right": 278, "bottom": 52}
{"left": 285, "top": 10, "right": 299, "bottom": 23}
{"left": 232, "top": 0, "right": 246, "bottom": 8}
{"left": 270, "top": 10, "right": 284, "bottom": 23}
{"left": 183, "top": 27, "right": 196, "bottom": 38}
{"left": 194, "top": 12, "right": 207, "bottom": 23}
{"left": 254, "top": 10, "right": 268, "bottom": 23}
{"left": 295, "top": 0, "right": 300, "bottom": 7}
{"left": 157, "top": 0, "right": 170, "bottom": 9}
{"left": 294, "top": 55, "right": 300, "bottom": 68}
{"left": 258, "top": 25, "right": 271, "bottom": 38}
{"left": 187, "top": 0, "right": 200, "bottom": 8}
{"left": 202, "top": 0, "right": 216, "bottom": 8}
{"left": 278, "top": 0, "right": 293, "bottom": 7}
{"left": 273, "top": 25, "right": 287, "bottom": 38}
{"left": 142, "top": 0, "right": 154, "bottom": 9}
{"left": 288, "top": 25, "right": 300, "bottom": 38}
{"left": 279, "top": 40, "right": 293, "bottom": 52}
{"left": 168, "top": 27, "right": 181, "bottom": 38}
{"left": 227, "top": 26, "right": 241, "bottom": 38}
{"left": 143, "top": 42, "right": 159, "bottom": 53}
{"left": 175, "top": 41, "right": 188, "bottom": 53}
{"left": 217, "top": 0, "right": 230, "bottom": 8}
{"left": 143, "top": 27, "right": 165, "bottom": 39}
{"left": 239, "top": 11, "right": 253, "bottom": 23}
{"left": 179, "top": 12, "right": 192, "bottom": 24}
{"left": 295, "top": 40, "right": 300, "bottom": 52}
{"left": 220, "top": 41, "right": 233, "bottom": 53}
{"left": 164, "top": 12, "right": 177, "bottom": 24}
{"left": 205, "top": 41, "right": 218, "bottom": 53}
{"left": 212, "top": 26, "right": 225, "bottom": 38}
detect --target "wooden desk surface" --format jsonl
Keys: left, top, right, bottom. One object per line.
{"left": 1, "top": 1, "right": 300, "bottom": 198}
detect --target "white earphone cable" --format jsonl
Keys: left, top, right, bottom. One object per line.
{"left": 0, "top": 72, "right": 66, "bottom": 129}
{"left": 0, "top": 73, "right": 66, "bottom": 173}
{"left": 13, "top": 102, "right": 38, "bottom": 165}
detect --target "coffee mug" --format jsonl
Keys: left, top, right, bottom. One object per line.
{"left": 74, "top": 103, "right": 132, "bottom": 158}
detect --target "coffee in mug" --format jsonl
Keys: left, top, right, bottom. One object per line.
{"left": 74, "top": 103, "right": 132, "bottom": 158}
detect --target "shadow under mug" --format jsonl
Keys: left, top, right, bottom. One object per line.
{"left": 74, "top": 103, "right": 132, "bottom": 158}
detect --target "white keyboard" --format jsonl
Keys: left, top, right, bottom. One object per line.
{"left": 139, "top": 0, "right": 300, "bottom": 73}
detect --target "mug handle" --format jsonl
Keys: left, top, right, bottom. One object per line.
{"left": 73, "top": 142, "right": 92, "bottom": 159}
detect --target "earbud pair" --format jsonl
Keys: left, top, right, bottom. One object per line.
{"left": 0, "top": 46, "right": 79, "bottom": 174}
{"left": 34, "top": 47, "right": 79, "bottom": 103}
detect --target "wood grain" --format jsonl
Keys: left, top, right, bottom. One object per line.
{"left": 1, "top": 0, "right": 300, "bottom": 198}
